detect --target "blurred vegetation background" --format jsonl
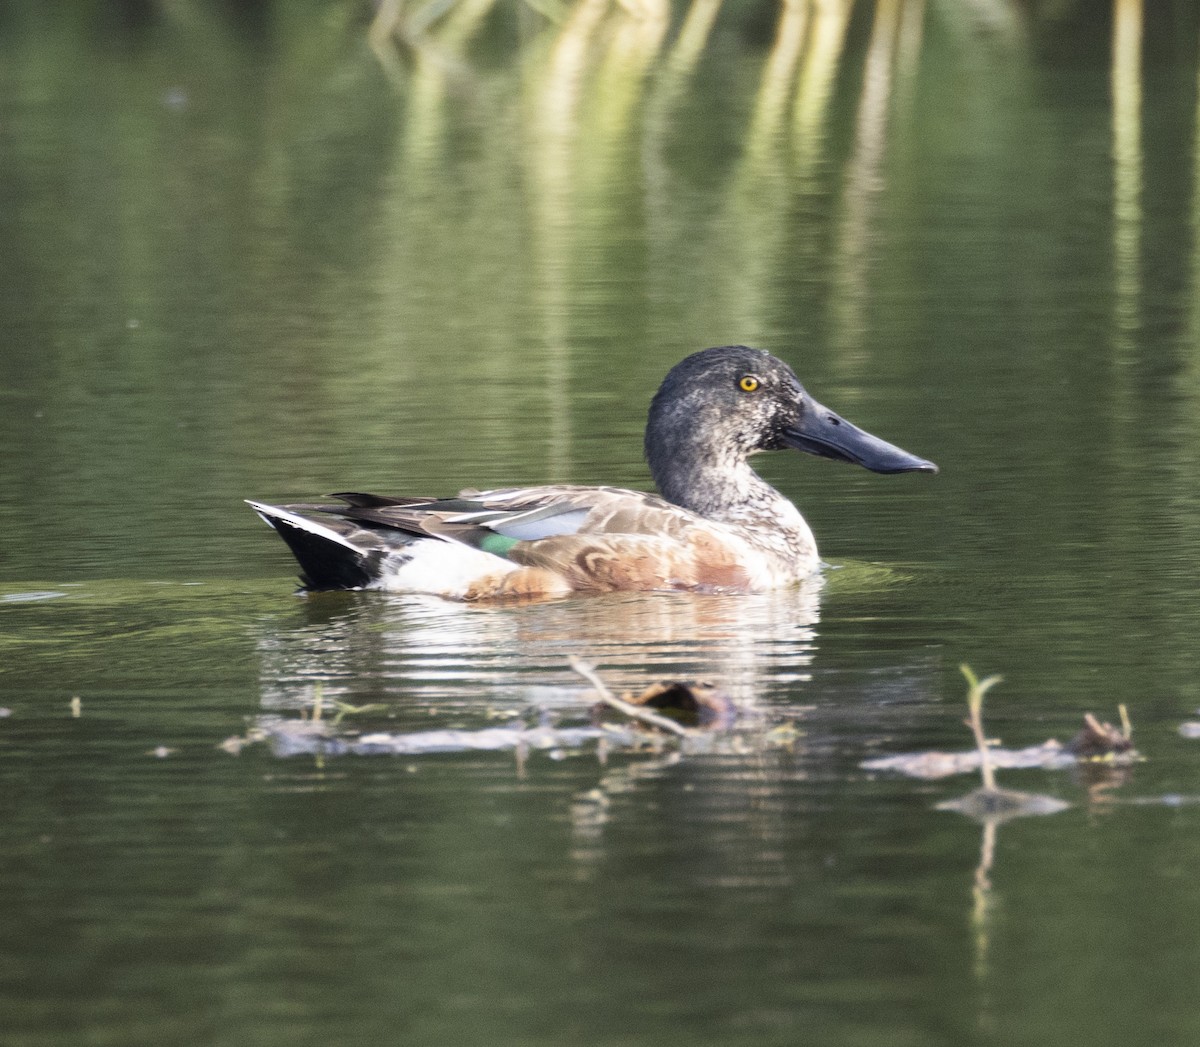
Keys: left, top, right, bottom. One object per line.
{"left": 3, "top": 0, "right": 1200, "bottom": 583}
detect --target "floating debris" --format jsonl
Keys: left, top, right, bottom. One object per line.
{"left": 570, "top": 657, "right": 692, "bottom": 737}
{"left": 864, "top": 672, "right": 1139, "bottom": 781}
{"left": 219, "top": 659, "right": 784, "bottom": 762}
{"left": 219, "top": 728, "right": 268, "bottom": 755}
{"left": 910, "top": 667, "right": 1072, "bottom": 822}
{"left": 292, "top": 724, "right": 632, "bottom": 758}
{"left": 69, "top": 696, "right": 82, "bottom": 718}
{"left": 231, "top": 714, "right": 800, "bottom": 762}
{"left": 862, "top": 741, "right": 1078, "bottom": 779}
{"left": 570, "top": 657, "right": 736, "bottom": 733}
{"left": 763, "top": 722, "right": 804, "bottom": 748}
{"left": 1067, "top": 707, "right": 1134, "bottom": 759}
{"left": 218, "top": 713, "right": 649, "bottom": 759}
{"left": 619, "top": 679, "right": 736, "bottom": 729}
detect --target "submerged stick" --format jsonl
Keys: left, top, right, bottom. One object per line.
{"left": 569, "top": 657, "right": 690, "bottom": 737}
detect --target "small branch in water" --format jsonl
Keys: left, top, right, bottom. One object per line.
{"left": 332, "top": 700, "right": 388, "bottom": 727}
{"left": 568, "top": 657, "right": 690, "bottom": 737}
{"left": 1069, "top": 709, "right": 1136, "bottom": 759}
{"left": 938, "top": 666, "right": 1070, "bottom": 823}
{"left": 960, "top": 664, "right": 1002, "bottom": 792}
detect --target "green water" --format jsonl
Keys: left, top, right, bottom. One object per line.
{"left": 4, "top": 2, "right": 1200, "bottom": 1044}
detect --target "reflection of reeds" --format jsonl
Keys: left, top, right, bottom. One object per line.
{"left": 525, "top": 0, "right": 611, "bottom": 478}
{"left": 1112, "top": 0, "right": 1143, "bottom": 349}
{"left": 365, "top": 0, "right": 943, "bottom": 401}
{"left": 893, "top": 0, "right": 925, "bottom": 112}
{"left": 587, "top": 1, "right": 671, "bottom": 152}
{"left": 746, "top": 0, "right": 812, "bottom": 157}
{"left": 362, "top": 0, "right": 1162, "bottom": 425}
{"left": 660, "top": 0, "right": 723, "bottom": 92}
{"left": 1193, "top": 16, "right": 1200, "bottom": 353}
{"left": 721, "top": 0, "right": 822, "bottom": 340}
{"left": 791, "top": 0, "right": 854, "bottom": 179}
{"left": 830, "top": 0, "right": 904, "bottom": 357}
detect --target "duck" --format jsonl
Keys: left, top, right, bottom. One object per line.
{"left": 248, "top": 345, "right": 936, "bottom": 599}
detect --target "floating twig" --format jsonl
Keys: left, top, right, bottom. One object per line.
{"left": 960, "top": 664, "right": 1002, "bottom": 791}
{"left": 1069, "top": 711, "right": 1136, "bottom": 759}
{"left": 331, "top": 700, "right": 388, "bottom": 727}
{"left": 568, "top": 657, "right": 690, "bottom": 737}
{"left": 935, "top": 666, "right": 1069, "bottom": 822}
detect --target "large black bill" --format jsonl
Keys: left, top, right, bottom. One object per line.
{"left": 782, "top": 398, "right": 938, "bottom": 474}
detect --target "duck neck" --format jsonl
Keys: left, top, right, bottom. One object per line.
{"left": 647, "top": 428, "right": 783, "bottom": 521}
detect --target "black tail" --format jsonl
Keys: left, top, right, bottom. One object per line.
{"left": 248, "top": 501, "right": 386, "bottom": 590}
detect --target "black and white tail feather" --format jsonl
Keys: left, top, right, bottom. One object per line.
{"left": 246, "top": 501, "right": 407, "bottom": 590}
{"left": 246, "top": 495, "right": 533, "bottom": 595}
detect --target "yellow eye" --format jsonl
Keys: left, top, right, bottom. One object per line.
{"left": 738, "top": 375, "right": 760, "bottom": 392}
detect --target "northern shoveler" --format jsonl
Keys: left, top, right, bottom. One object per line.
{"left": 249, "top": 345, "right": 936, "bottom": 599}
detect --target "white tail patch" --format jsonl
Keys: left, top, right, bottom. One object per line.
{"left": 245, "top": 501, "right": 361, "bottom": 554}
{"left": 247, "top": 500, "right": 520, "bottom": 597}
{"left": 379, "top": 539, "right": 518, "bottom": 597}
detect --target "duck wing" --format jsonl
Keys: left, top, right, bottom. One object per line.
{"left": 326, "top": 487, "right": 599, "bottom": 551}
{"left": 252, "top": 486, "right": 754, "bottom": 595}
{"left": 325, "top": 484, "right": 688, "bottom": 541}
{"left": 451, "top": 487, "right": 754, "bottom": 592}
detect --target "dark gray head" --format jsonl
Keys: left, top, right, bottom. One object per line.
{"left": 645, "top": 345, "right": 936, "bottom": 513}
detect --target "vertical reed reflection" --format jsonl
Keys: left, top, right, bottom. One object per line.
{"left": 643, "top": 0, "right": 724, "bottom": 264}
{"left": 789, "top": 0, "right": 854, "bottom": 326}
{"left": 720, "top": 0, "right": 815, "bottom": 341}
{"left": 1194, "top": 19, "right": 1200, "bottom": 355}
{"left": 661, "top": 0, "right": 723, "bottom": 89}
{"left": 398, "top": 1, "right": 502, "bottom": 175}
{"left": 791, "top": 0, "right": 854, "bottom": 182}
{"left": 1111, "top": 0, "right": 1143, "bottom": 350}
{"left": 360, "top": 0, "right": 1184, "bottom": 478}
{"left": 893, "top": 0, "right": 925, "bottom": 111}
{"left": 747, "top": 0, "right": 811, "bottom": 152}
{"left": 524, "top": 0, "right": 609, "bottom": 476}
{"left": 830, "top": 0, "right": 907, "bottom": 359}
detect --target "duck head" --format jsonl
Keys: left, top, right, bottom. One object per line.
{"left": 645, "top": 345, "right": 936, "bottom": 513}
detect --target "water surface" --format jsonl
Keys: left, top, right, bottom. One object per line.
{"left": 4, "top": 2, "right": 1200, "bottom": 1045}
